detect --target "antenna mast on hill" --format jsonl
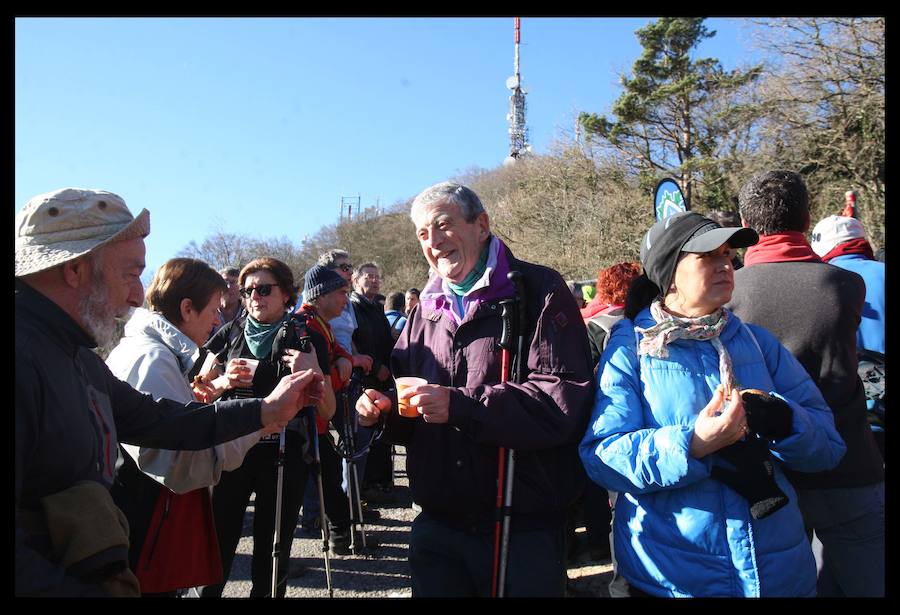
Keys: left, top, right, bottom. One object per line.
{"left": 505, "top": 17, "right": 530, "bottom": 164}
{"left": 340, "top": 194, "right": 360, "bottom": 223}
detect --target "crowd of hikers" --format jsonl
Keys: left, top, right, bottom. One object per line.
{"left": 16, "top": 171, "right": 884, "bottom": 598}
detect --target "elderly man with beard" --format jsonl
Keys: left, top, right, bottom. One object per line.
{"left": 15, "top": 188, "right": 323, "bottom": 597}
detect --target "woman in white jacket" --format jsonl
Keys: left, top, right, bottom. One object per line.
{"left": 106, "top": 258, "right": 272, "bottom": 596}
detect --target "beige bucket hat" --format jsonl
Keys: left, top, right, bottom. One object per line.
{"left": 15, "top": 188, "right": 150, "bottom": 277}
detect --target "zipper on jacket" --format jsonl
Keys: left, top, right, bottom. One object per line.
{"left": 86, "top": 391, "right": 114, "bottom": 482}
{"left": 75, "top": 354, "right": 115, "bottom": 481}
{"left": 143, "top": 493, "right": 172, "bottom": 568}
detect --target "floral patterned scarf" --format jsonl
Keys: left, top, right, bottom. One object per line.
{"left": 636, "top": 299, "right": 737, "bottom": 396}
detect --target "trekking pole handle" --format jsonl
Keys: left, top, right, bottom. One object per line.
{"left": 508, "top": 271, "right": 527, "bottom": 383}
{"left": 499, "top": 299, "right": 517, "bottom": 352}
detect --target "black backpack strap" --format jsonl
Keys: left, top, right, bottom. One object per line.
{"left": 218, "top": 313, "right": 246, "bottom": 361}
{"left": 271, "top": 313, "right": 312, "bottom": 365}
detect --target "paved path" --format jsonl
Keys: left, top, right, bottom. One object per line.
{"left": 221, "top": 446, "right": 613, "bottom": 598}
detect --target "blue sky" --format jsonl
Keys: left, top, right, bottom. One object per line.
{"left": 15, "top": 17, "right": 761, "bottom": 280}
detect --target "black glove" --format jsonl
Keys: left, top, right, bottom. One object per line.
{"left": 710, "top": 437, "right": 789, "bottom": 520}
{"left": 741, "top": 388, "right": 792, "bottom": 441}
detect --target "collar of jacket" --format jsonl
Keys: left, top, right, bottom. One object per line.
{"left": 419, "top": 236, "right": 518, "bottom": 323}
{"left": 15, "top": 277, "right": 96, "bottom": 353}
{"left": 123, "top": 307, "right": 199, "bottom": 375}
{"left": 821, "top": 238, "right": 875, "bottom": 263}
{"left": 299, "top": 303, "right": 336, "bottom": 347}
{"left": 350, "top": 291, "right": 377, "bottom": 306}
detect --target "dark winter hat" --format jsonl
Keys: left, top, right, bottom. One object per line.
{"left": 304, "top": 264, "right": 347, "bottom": 302}
{"left": 640, "top": 211, "right": 758, "bottom": 291}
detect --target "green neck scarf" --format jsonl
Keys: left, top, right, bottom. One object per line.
{"left": 244, "top": 313, "right": 290, "bottom": 359}
{"left": 447, "top": 243, "right": 490, "bottom": 296}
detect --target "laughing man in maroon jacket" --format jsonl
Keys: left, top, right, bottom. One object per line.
{"left": 356, "top": 181, "right": 594, "bottom": 597}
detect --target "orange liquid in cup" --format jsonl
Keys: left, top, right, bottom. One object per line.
{"left": 395, "top": 377, "right": 427, "bottom": 418}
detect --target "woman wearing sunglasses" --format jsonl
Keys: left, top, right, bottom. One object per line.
{"left": 198, "top": 257, "right": 335, "bottom": 598}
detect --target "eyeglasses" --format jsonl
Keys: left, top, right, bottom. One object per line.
{"left": 331, "top": 263, "right": 353, "bottom": 273}
{"left": 239, "top": 284, "right": 275, "bottom": 298}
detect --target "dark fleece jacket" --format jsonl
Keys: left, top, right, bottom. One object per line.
{"left": 729, "top": 261, "right": 883, "bottom": 490}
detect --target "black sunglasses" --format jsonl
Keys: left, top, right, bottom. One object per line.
{"left": 239, "top": 283, "right": 275, "bottom": 298}
{"left": 331, "top": 263, "right": 353, "bottom": 273}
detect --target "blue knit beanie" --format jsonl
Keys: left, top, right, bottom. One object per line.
{"left": 304, "top": 264, "right": 347, "bottom": 302}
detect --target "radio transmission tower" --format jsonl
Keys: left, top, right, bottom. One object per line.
{"left": 340, "top": 194, "right": 360, "bottom": 223}
{"left": 504, "top": 17, "right": 530, "bottom": 165}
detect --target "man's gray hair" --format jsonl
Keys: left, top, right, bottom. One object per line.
{"left": 410, "top": 181, "right": 485, "bottom": 223}
{"left": 317, "top": 249, "right": 350, "bottom": 268}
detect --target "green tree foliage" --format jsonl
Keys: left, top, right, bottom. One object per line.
{"left": 578, "top": 17, "right": 761, "bottom": 211}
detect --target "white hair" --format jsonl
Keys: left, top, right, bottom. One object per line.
{"left": 410, "top": 181, "right": 485, "bottom": 223}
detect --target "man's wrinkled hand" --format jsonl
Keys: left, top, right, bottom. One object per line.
{"left": 401, "top": 384, "right": 451, "bottom": 424}
{"left": 260, "top": 369, "right": 325, "bottom": 428}
{"left": 356, "top": 388, "right": 390, "bottom": 427}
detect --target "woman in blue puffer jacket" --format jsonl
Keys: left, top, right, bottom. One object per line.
{"left": 580, "top": 212, "right": 846, "bottom": 597}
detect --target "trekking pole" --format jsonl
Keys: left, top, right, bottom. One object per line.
{"left": 342, "top": 387, "right": 361, "bottom": 555}
{"left": 495, "top": 271, "right": 527, "bottom": 598}
{"left": 491, "top": 270, "right": 526, "bottom": 597}
{"left": 270, "top": 426, "right": 287, "bottom": 598}
{"left": 334, "top": 368, "right": 382, "bottom": 556}
{"left": 307, "top": 406, "right": 334, "bottom": 597}
{"left": 270, "top": 321, "right": 310, "bottom": 599}
{"left": 342, "top": 374, "right": 369, "bottom": 553}
{"left": 491, "top": 299, "right": 513, "bottom": 598}
{"left": 350, "top": 459, "right": 367, "bottom": 550}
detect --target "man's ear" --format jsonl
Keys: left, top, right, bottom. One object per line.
{"left": 61, "top": 256, "right": 92, "bottom": 289}
{"left": 476, "top": 212, "right": 491, "bottom": 241}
